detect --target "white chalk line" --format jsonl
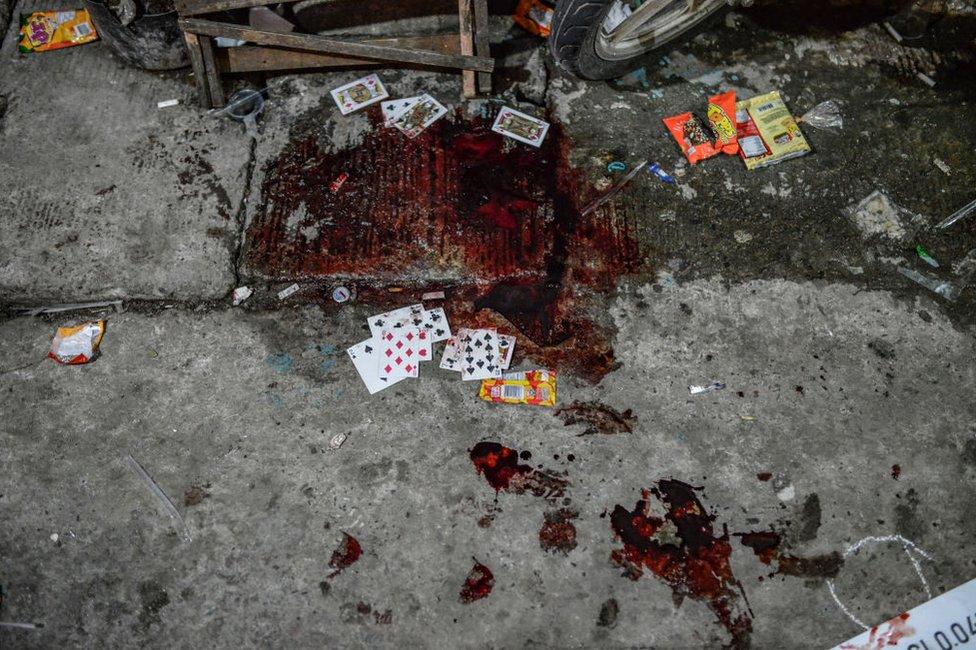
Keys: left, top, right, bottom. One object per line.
{"left": 825, "top": 534, "right": 934, "bottom": 630}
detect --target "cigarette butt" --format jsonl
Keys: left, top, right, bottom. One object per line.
{"left": 157, "top": 99, "right": 180, "bottom": 108}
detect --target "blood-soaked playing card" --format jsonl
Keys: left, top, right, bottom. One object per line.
{"left": 459, "top": 328, "right": 502, "bottom": 381}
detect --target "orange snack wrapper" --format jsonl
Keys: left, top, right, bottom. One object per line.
{"left": 513, "top": 0, "right": 554, "bottom": 37}
{"left": 479, "top": 370, "right": 556, "bottom": 407}
{"left": 663, "top": 112, "right": 721, "bottom": 164}
{"left": 19, "top": 9, "right": 97, "bottom": 53}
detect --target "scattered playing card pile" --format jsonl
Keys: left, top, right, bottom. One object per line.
{"left": 439, "top": 328, "right": 515, "bottom": 381}
{"left": 380, "top": 93, "right": 448, "bottom": 138}
{"left": 347, "top": 304, "right": 452, "bottom": 394}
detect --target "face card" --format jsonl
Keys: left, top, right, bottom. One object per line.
{"left": 347, "top": 338, "right": 407, "bottom": 394}
{"left": 498, "top": 334, "right": 516, "bottom": 370}
{"left": 459, "top": 328, "right": 503, "bottom": 381}
{"left": 439, "top": 327, "right": 470, "bottom": 372}
{"left": 331, "top": 74, "right": 389, "bottom": 115}
{"left": 491, "top": 106, "right": 550, "bottom": 148}
{"left": 392, "top": 94, "right": 448, "bottom": 139}
{"left": 382, "top": 96, "right": 422, "bottom": 127}
{"left": 403, "top": 307, "right": 452, "bottom": 343}
{"left": 377, "top": 328, "right": 428, "bottom": 380}
{"left": 367, "top": 304, "right": 424, "bottom": 340}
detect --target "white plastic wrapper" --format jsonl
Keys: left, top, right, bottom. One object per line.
{"left": 800, "top": 100, "right": 843, "bottom": 130}
{"left": 48, "top": 320, "right": 105, "bottom": 365}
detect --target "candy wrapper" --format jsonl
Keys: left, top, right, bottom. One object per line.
{"left": 479, "top": 370, "right": 556, "bottom": 407}
{"left": 663, "top": 112, "right": 720, "bottom": 164}
{"left": 735, "top": 91, "right": 811, "bottom": 170}
{"left": 19, "top": 9, "right": 97, "bottom": 53}
{"left": 513, "top": 0, "right": 554, "bottom": 37}
{"left": 707, "top": 91, "right": 739, "bottom": 155}
{"left": 48, "top": 321, "right": 105, "bottom": 365}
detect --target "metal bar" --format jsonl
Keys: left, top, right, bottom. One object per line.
{"left": 180, "top": 18, "right": 495, "bottom": 72}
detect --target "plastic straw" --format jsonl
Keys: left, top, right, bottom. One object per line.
{"left": 935, "top": 197, "right": 976, "bottom": 230}
{"left": 125, "top": 454, "right": 192, "bottom": 543}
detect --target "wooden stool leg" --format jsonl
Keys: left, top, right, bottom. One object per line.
{"left": 198, "top": 35, "right": 226, "bottom": 108}
{"left": 183, "top": 32, "right": 212, "bottom": 108}
{"left": 472, "top": 0, "right": 491, "bottom": 94}
{"left": 458, "top": 0, "right": 476, "bottom": 98}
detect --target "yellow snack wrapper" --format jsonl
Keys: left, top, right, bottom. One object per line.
{"left": 479, "top": 370, "right": 556, "bottom": 407}
{"left": 735, "top": 91, "right": 811, "bottom": 171}
{"left": 48, "top": 320, "right": 105, "bottom": 365}
{"left": 19, "top": 9, "right": 98, "bottom": 53}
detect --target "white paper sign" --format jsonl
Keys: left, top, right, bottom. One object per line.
{"left": 830, "top": 578, "right": 976, "bottom": 650}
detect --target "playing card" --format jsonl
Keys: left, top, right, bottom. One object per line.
{"left": 402, "top": 307, "right": 452, "bottom": 343}
{"left": 367, "top": 304, "right": 424, "bottom": 340}
{"left": 491, "top": 106, "right": 550, "bottom": 148}
{"left": 381, "top": 96, "right": 422, "bottom": 127}
{"left": 498, "top": 334, "right": 516, "bottom": 370}
{"left": 439, "top": 327, "right": 469, "bottom": 372}
{"left": 331, "top": 74, "right": 389, "bottom": 115}
{"left": 377, "top": 328, "right": 428, "bottom": 380}
{"left": 392, "top": 94, "right": 448, "bottom": 139}
{"left": 347, "top": 338, "right": 407, "bottom": 394}
{"left": 459, "top": 328, "right": 503, "bottom": 381}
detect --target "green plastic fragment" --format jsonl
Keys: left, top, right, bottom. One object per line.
{"left": 916, "top": 244, "right": 939, "bottom": 268}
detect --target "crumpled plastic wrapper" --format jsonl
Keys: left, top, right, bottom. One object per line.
{"left": 800, "top": 100, "right": 844, "bottom": 130}
{"left": 48, "top": 320, "right": 105, "bottom": 365}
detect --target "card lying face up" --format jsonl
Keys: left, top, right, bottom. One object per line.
{"left": 491, "top": 106, "right": 550, "bottom": 148}
{"left": 331, "top": 73, "right": 389, "bottom": 115}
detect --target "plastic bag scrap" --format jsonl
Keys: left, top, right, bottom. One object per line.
{"left": 799, "top": 100, "right": 844, "bottom": 130}
{"left": 479, "top": 370, "right": 556, "bottom": 407}
{"left": 735, "top": 91, "right": 811, "bottom": 170}
{"left": 897, "top": 266, "right": 962, "bottom": 301}
{"left": 513, "top": 0, "right": 554, "bottom": 37}
{"left": 19, "top": 10, "right": 97, "bottom": 53}
{"left": 48, "top": 320, "right": 105, "bottom": 365}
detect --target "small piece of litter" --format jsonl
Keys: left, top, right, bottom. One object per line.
{"left": 329, "top": 432, "right": 348, "bottom": 451}
{"left": 734, "top": 230, "right": 753, "bottom": 244}
{"left": 124, "top": 454, "right": 192, "bottom": 543}
{"left": 916, "top": 245, "right": 939, "bottom": 268}
{"left": 157, "top": 99, "right": 179, "bottom": 109}
{"left": 648, "top": 163, "right": 677, "bottom": 185}
{"left": 897, "top": 266, "right": 961, "bottom": 301}
{"left": 933, "top": 158, "right": 951, "bottom": 175}
{"left": 232, "top": 286, "right": 253, "bottom": 306}
{"left": 0, "top": 622, "right": 41, "bottom": 630}
{"left": 214, "top": 36, "right": 245, "bottom": 47}
{"left": 776, "top": 484, "right": 796, "bottom": 501}
{"left": 917, "top": 72, "right": 936, "bottom": 87}
{"left": 48, "top": 321, "right": 105, "bottom": 365}
{"left": 740, "top": 415, "right": 756, "bottom": 421}
{"left": 607, "top": 161, "right": 627, "bottom": 173}
{"left": 50, "top": 533, "right": 59, "bottom": 542}
{"left": 422, "top": 291, "right": 446, "bottom": 301}
{"left": 277, "top": 284, "right": 300, "bottom": 300}
{"left": 883, "top": 21, "right": 904, "bottom": 43}
{"left": 332, "top": 286, "right": 352, "bottom": 303}
{"left": 935, "top": 197, "right": 976, "bottom": 230}
{"left": 689, "top": 382, "right": 726, "bottom": 395}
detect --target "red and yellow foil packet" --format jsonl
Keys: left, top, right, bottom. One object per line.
{"left": 19, "top": 9, "right": 97, "bottom": 53}
{"left": 513, "top": 0, "right": 554, "bottom": 37}
{"left": 479, "top": 370, "right": 557, "bottom": 407}
{"left": 707, "top": 91, "right": 739, "bottom": 155}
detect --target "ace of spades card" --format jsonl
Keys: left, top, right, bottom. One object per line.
{"left": 459, "top": 328, "right": 503, "bottom": 381}
{"left": 347, "top": 338, "right": 407, "bottom": 394}
{"left": 377, "top": 328, "right": 429, "bottom": 380}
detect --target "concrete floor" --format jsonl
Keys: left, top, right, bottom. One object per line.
{"left": 2, "top": 2, "right": 976, "bottom": 649}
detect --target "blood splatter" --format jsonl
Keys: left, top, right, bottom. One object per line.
{"left": 328, "top": 532, "right": 362, "bottom": 578}
{"left": 737, "top": 531, "right": 843, "bottom": 579}
{"left": 756, "top": 472, "right": 772, "bottom": 482}
{"left": 554, "top": 401, "right": 637, "bottom": 436}
{"left": 891, "top": 464, "right": 901, "bottom": 480}
{"left": 840, "top": 612, "right": 914, "bottom": 650}
{"left": 245, "top": 111, "right": 643, "bottom": 382}
{"left": 459, "top": 559, "right": 494, "bottom": 604}
{"left": 470, "top": 441, "right": 567, "bottom": 499}
{"left": 609, "top": 480, "right": 753, "bottom": 648}
{"left": 539, "top": 509, "right": 578, "bottom": 554}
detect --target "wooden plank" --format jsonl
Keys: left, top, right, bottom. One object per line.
{"left": 472, "top": 0, "right": 491, "bottom": 93}
{"left": 177, "top": 0, "right": 282, "bottom": 18}
{"left": 457, "top": 0, "right": 476, "bottom": 97}
{"left": 198, "top": 35, "right": 225, "bottom": 108}
{"left": 182, "top": 32, "right": 211, "bottom": 108}
{"left": 220, "top": 34, "right": 462, "bottom": 73}
{"left": 180, "top": 18, "right": 494, "bottom": 72}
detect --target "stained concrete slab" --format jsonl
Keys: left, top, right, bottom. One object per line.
{"left": 2, "top": 3, "right": 976, "bottom": 649}
{"left": 1, "top": 279, "right": 974, "bottom": 648}
{"left": 0, "top": 0, "right": 250, "bottom": 303}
